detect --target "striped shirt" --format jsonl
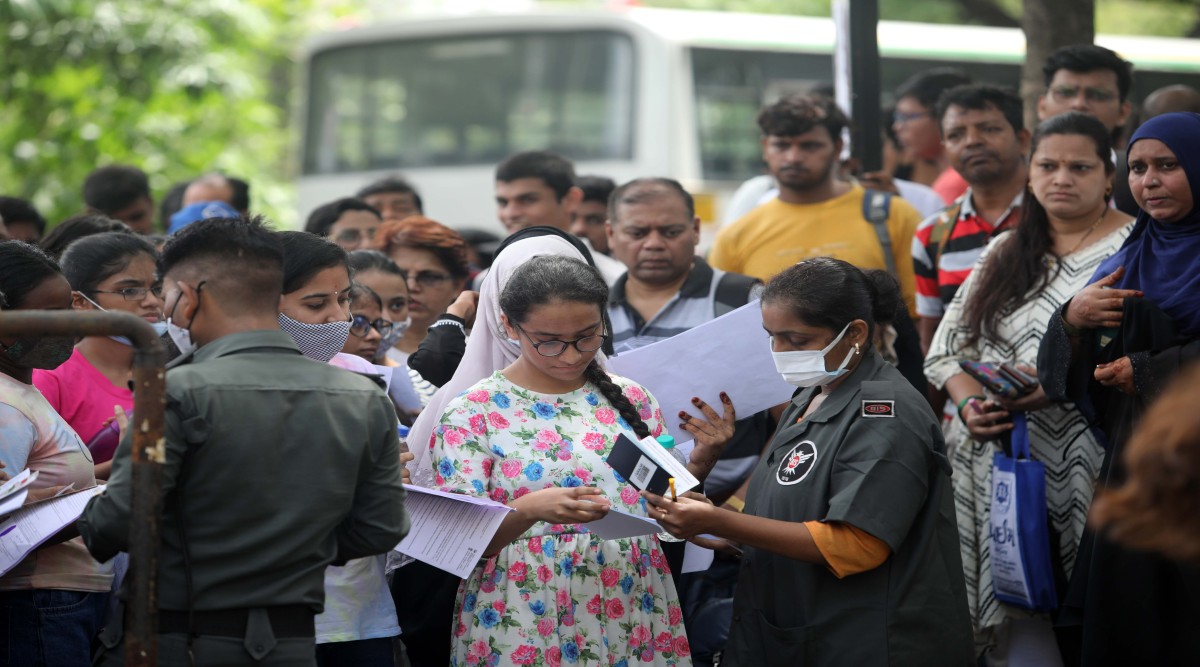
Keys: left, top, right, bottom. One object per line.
{"left": 911, "top": 189, "right": 1023, "bottom": 319}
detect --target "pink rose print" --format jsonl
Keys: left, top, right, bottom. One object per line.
{"left": 556, "top": 588, "right": 570, "bottom": 607}
{"left": 650, "top": 548, "right": 665, "bottom": 569}
{"left": 600, "top": 567, "right": 620, "bottom": 588}
{"left": 562, "top": 613, "right": 575, "bottom": 627}
{"left": 536, "top": 428, "right": 562, "bottom": 444}
{"left": 511, "top": 644, "right": 539, "bottom": 665}
{"left": 605, "top": 598, "right": 625, "bottom": 620}
{"left": 493, "top": 600, "right": 506, "bottom": 614}
{"left": 582, "top": 432, "right": 607, "bottom": 451}
{"left": 639, "top": 405, "right": 652, "bottom": 420}
{"left": 508, "top": 562, "right": 528, "bottom": 582}
{"left": 533, "top": 440, "right": 552, "bottom": 451}
{"left": 546, "top": 646, "right": 562, "bottom": 667}
{"left": 467, "top": 640, "right": 487, "bottom": 661}
{"left": 481, "top": 458, "right": 494, "bottom": 477}
{"left": 574, "top": 468, "right": 592, "bottom": 484}
{"left": 654, "top": 631, "right": 673, "bottom": 652}
{"left": 529, "top": 537, "right": 542, "bottom": 554}
{"left": 629, "top": 625, "right": 651, "bottom": 645}
{"left": 487, "top": 412, "right": 510, "bottom": 429}
{"left": 500, "top": 459, "right": 522, "bottom": 478}
{"left": 640, "top": 648, "right": 654, "bottom": 662}
{"left": 467, "top": 389, "right": 490, "bottom": 403}
{"left": 556, "top": 449, "right": 572, "bottom": 461}
{"left": 480, "top": 578, "right": 496, "bottom": 593}
{"left": 537, "top": 618, "right": 554, "bottom": 636}
{"left": 513, "top": 486, "right": 530, "bottom": 499}
{"left": 537, "top": 565, "right": 553, "bottom": 583}
{"left": 489, "top": 487, "right": 509, "bottom": 503}
{"left": 443, "top": 427, "right": 466, "bottom": 447}
{"left": 668, "top": 605, "right": 683, "bottom": 625}
{"left": 586, "top": 594, "right": 602, "bottom": 615}
{"left": 595, "top": 407, "right": 616, "bottom": 424}
{"left": 625, "top": 385, "right": 646, "bottom": 402}
{"left": 468, "top": 414, "right": 487, "bottom": 435}
{"left": 455, "top": 621, "right": 467, "bottom": 637}
{"left": 652, "top": 421, "right": 664, "bottom": 437}
{"left": 620, "top": 486, "right": 639, "bottom": 507}
{"left": 673, "top": 636, "right": 691, "bottom": 657}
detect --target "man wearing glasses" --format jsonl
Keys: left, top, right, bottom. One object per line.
{"left": 304, "top": 197, "right": 384, "bottom": 251}
{"left": 1037, "top": 44, "right": 1138, "bottom": 215}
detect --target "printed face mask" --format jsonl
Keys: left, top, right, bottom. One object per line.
{"left": 79, "top": 293, "right": 167, "bottom": 345}
{"left": 1, "top": 336, "right": 76, "bottom": 370}
{"left": 771, "top": 323, "right": 855, "bottom": 388}
{"left": 374, "top": 316, "right": 412, "bottom": 362}
{"left": 279, "top": 313, "right": 353, "bottom": 363}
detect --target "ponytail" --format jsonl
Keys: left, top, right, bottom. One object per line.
{"left": 584, "top": 361, "right": 651, "bottom": 439}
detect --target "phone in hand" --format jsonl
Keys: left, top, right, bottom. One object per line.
{"left": 958, "top": 361, "right": 1037, "bottom": 399}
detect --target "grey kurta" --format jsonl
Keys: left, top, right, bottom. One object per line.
{"left": 724, "top": 351, "right": 973, "bottom": 667}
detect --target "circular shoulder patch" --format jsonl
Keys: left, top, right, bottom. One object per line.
{"left": 776, "top": 440, "right": 818, "bottom": 485}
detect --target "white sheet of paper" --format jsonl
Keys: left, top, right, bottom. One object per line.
{"left": 586, "top": 507, "right": 662, "bottom": 540}
{"left": 0, "top": 486, "right": 104, "bottom": 577}
{"left": 393, "top": 485, "right": 514, "bottom": 578}
{"left": 607, "top": 300, "right": 794, "bottom": 443}
{"left": 633, "top": 436, "right": 700, "bottom": 495}
{"left": 0, "top": 469, "right": 37, "bottom": 502}
{"left": 682, "top": 541, "right": 716, "bottom": 573}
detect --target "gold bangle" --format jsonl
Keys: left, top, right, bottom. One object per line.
{"left": 725, "top": 496, "right": 745, "bottom": 513}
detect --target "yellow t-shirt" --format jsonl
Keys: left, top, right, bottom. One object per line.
{"left": 709, "top": 186, "right": 920, "bottom": 318}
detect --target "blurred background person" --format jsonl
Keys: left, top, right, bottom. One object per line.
{"left": 357, "top": 176, "right": 423, "bottom": 223}
{"left": 82, "top": 165, "right": 155, "bottom": 234}
{"left": 0, "top": 197, "right": 47, "bottom": 244}
{"left": 306, "top": 198, "right": 384, "bottom": 252}
{"left": 892, "top": 68, "right": 973, "bottom": 203}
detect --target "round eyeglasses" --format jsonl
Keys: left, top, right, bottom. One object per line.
{"left": 350, "top": 314, "right": 393, "bottom": 338}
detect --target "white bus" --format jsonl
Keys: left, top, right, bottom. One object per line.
{"left": 298, "top": 6, "right": 1200, "bottom": 233}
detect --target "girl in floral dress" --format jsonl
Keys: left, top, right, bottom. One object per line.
{"left": 432, "top": 255, "right": 692, "bottom": 667}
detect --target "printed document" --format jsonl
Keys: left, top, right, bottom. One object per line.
{"left": 394, "top": 485, "right": 514, "bottom": 578}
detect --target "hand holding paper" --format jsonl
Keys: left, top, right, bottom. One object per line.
{"left": 605, "top": 434, "right": 699, "bottom": 496}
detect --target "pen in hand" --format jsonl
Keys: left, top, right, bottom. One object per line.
{"left": 669, "top": 477, "right": 677, "bottom": 502}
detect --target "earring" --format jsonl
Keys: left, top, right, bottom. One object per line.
{"left": 854, "top": 342, "right": 862, "bottom": 355}
{"left": 1105, "top": 186, "right": 1112, "bottom": 198}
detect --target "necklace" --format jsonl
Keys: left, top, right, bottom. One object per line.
{"left": 1060, "top": 208, "right": 1107, "bottom": 256}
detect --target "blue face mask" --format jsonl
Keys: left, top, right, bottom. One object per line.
{"left": 79, "top": 293, "right": 167, "bottom": 346}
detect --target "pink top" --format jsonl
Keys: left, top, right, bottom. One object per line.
{"left": 34, "top": 348, "right": 132, "bottom": 462}
{"left": 0, "top": 374, "right": 112, "bottom": 592}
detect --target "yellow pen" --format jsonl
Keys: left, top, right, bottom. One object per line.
{"left": 669, "top": 477, "right": 677, "bottom": 502}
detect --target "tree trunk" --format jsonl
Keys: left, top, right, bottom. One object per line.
{"left": 1021, "top": 0, "right": 1095, "bottom": 130}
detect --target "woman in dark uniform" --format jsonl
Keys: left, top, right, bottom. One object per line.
{"left": 645, "top": 257, "right": 973, "bottom": 667}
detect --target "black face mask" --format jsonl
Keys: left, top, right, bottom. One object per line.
{"left": 1, "top": 336, "right": 75, "bottom": 370}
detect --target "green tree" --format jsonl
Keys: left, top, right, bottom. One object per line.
{"left": 0, "top": 0, "right": 301, "bottom": 229}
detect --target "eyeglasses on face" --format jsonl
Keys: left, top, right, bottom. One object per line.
{"left": 513, "top": 323, "right": 609, "bottom": 357}
{"left": 405, "top": 270, "right": 452, "bottom": 288}
{"left": 892, "top": 110, "right": 930, "bottom": 124}
{"left": 91, "top": 285, "right": 163, "bottom": 301}
{"left": 1049, "top": 85, "right": 1117, "bottom": 104}
{"left": 350, "top": 314, "right": 393, "bottom": 338}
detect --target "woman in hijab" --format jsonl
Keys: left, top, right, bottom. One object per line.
{"left": 1038, "top": 111, "right": 1200, "bottom": 666}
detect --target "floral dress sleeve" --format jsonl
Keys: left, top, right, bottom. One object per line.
{"left": 614, "top": 377, "right": 666, "bottom": 440}
{"left": 431, "top": 395, "right": 500, "bottom": 501}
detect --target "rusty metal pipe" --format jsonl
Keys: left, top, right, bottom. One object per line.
{"left": 0, "top": 311, "right": 165, "bottom": 667}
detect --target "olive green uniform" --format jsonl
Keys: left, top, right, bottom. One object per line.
{"left": 724, "top": 351, "right": 973, "bottom": 666}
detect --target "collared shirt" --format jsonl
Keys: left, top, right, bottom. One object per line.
{"left": 724, "top": 351, "right": 972, "bottom": 667}
{"left": 912, "top": 189, "right": 1024, "bottom": 319}
{"left": 79, "top": 329, "right": 409, "bottom": 612}
{"left": 608, "top": 257, "right": 757, "bottom": 353}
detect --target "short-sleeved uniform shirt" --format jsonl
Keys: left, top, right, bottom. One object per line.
{"left": 723, "top": 352, "right": 972, "bottom": 667}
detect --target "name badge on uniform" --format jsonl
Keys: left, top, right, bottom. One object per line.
{"left": 776, "top": 440, "right": 817, "bottom": 485}
{"left": 861, "top": 400, "right": 894, "bottom": 418}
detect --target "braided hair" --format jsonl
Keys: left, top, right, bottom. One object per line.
{"left": 499, "top": 255, "right": 651, "bottom": 439}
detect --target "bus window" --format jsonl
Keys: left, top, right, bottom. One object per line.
{"left": 304, "top": 31, "right": 636, "bottom": 175}
{"left": 691, "top": 48, "right": 830, "bottom": 182}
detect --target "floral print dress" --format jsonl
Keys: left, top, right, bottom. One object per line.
{"left": 432, "top": 371, "right": 692, "bottom": 667}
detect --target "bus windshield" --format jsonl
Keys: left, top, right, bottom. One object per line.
{"left": 303, "top": 30, "right": 636, "bottom": 175}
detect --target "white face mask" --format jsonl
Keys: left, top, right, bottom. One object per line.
{"left": 166, "top": 319, "right": 196, "bottom": 358}
{"left": 771, "top": 323, "right": 856, "bottom": 388}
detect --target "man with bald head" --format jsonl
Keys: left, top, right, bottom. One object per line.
{"left": 1142, "top": 84, "right": 1200, "bottom": 118}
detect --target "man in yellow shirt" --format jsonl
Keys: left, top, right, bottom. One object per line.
{"left": 709, "top": 94, "right": 922, "bottom": 319}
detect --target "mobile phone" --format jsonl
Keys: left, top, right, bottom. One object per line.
{"left": 998, "top": 363, "right": 1038, "bottom": 394}
{"left": 958, "top": 360, "right": 1034, "bottom": 399}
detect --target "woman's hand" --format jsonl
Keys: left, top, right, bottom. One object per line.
{"left": 679, "top": 393, "right": 737, "bottom": 475}
{"left": 445, "top": 291, "right": 479, "bottom": 328}
{"left": 1095, "top": 356, "right": 1136, "bottom": 395}
{"left": 0, "top": 460, "right": 8, "bottom": 484}
{"left": 996, "top": 364, "right": 1052, "bottom": 413}
{"left": 642, "top": 490, "right": 717, "bottom": 540}
{"left": 399, "top": 452, "right": 415, "bottom": 485}
{"left": 961, "top": 397, "right": 1014, "bottom": 441}
{"left": 512, "top": 486, "right": 611, "bottom": 525}
{"left": 1064, "top": 267, "right": 1142, "bottom": 330}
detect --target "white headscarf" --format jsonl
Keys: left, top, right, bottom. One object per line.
{"left": 407, "top": 234, "right": 606, "bottom": 486}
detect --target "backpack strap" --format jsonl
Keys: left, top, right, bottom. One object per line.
{"left": 928, "top": 199, "right": 965, "bottom": 262}
{"left": 861, "top": 189, "right": 897, "bottom": 278}
{"left": 713, "top": 271, "right": 761, "bottom": 317}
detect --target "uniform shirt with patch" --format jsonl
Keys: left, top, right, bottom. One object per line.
{"left": 723, "top": 351, "right": 973, "bottom": 667}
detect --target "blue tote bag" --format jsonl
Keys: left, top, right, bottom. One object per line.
{"left": 989, "top": 412, "right": 1058, "bottom": 612}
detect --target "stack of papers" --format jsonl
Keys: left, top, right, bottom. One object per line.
{"left": 394, "top": 485, "right": 514, "bottom": 578}
{"left": 0, "top": 485, "right": 103, "bottom": 577}
{"left": 0, "top": 469, "right": 37, "bottom": 517}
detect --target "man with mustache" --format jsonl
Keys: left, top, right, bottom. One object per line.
{"left": 710, "top": 94, "right": 922, "bottom": 319}
{"left": 912, "top": 84, "right": 1029, "bottom": 353}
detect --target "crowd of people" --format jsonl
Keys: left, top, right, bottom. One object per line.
{"left": 1, "top": 41, "right": 1199, "bottom": 667}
